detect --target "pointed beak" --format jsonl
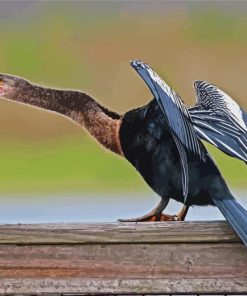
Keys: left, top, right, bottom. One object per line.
{"left": 0, "top": 77, "right": 5, "bottom": 96}
{"left": 0, "top": 74, "right": 18, "bottom": 96}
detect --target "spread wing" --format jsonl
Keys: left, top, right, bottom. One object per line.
{"left": 130, "top": 60, "right": 204, "bottom": 201}
{"left": 190, "top": 80, "right": 247, "bottom": 163}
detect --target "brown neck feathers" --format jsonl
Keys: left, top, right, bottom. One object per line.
{"left": 5, "top": 81, "right": 124, "bottom": 155}
{"left": 68, "top": 97, "right": 124, "bottom": 155}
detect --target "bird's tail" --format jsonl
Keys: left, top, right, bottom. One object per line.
{"left": 213, "top": 196, "right": 247, "bottom": 247}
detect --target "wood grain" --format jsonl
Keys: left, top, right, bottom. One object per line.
{"left": 0, "top": 221, "right": 240, "bottom": 244}
{"left": 0, "top": 243, "right": 246, "bottom": 278}
{"left": 1, "top": 278, "right": 247, "bottom": 294}
{"left": 0, "top": 221, "right": 246, "bottom": 294}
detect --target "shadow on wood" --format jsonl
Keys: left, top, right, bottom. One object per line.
{"left": 0, "top": 221, "right": 246, "bottom": 294}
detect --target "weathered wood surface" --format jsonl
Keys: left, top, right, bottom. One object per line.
{"left": 0, "top": 221, "right": 246, "bottom": 295}
{"left": 0, "top": 220, "right": 240, "bottom": 244}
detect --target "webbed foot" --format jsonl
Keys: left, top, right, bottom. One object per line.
{"left": 118, "top": 205, "right": 190, "bottom": 222}
{"left": 118, "top": 213, "right": 181, "bottom": 222}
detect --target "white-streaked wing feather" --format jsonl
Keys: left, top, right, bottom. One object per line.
{"left": 191, "top": 80, "right": 247, "bottom": 162}
{"left": 194, "top": 80, "right": 247, "bottom": 131}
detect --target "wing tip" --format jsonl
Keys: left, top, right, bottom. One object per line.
{"left": 130, "top": 59, "right": 147, "bottom": 70}
{"left": 193, "top": 80, "right": 209, "bottom": 90}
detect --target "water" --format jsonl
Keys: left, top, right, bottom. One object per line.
{"left": 0, "top": 190, "right": 246, "bottom": 223}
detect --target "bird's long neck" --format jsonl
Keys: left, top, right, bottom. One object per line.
{"left": 4, "top": 82, "right": 123, "bottom": 155}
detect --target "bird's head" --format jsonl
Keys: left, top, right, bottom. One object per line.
{"left": 0, "top": 74, "right": 30, "bottom": 99}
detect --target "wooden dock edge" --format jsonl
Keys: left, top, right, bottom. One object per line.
{"left": 0, "top": 221, "right": 246, "bottom": 294}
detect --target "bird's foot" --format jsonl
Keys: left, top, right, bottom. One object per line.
{"left": 118, "top": 213, "right": 181, "bottom": 222}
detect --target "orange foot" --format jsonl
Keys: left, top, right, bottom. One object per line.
{"left": 118, "top": 213, "right": 181, "bottom": 222}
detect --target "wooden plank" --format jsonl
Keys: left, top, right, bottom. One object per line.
{"left": 0, "top": 243, "right": 246, "bottom": 294}
{"left": 0, "top": 221, "right": 240, "bottom": 244}
{"left": 0, "top": 221, "right": 246, "bottom": 294}
{"left": 1, "top": 278, "right": 247, "bottom": 295}
{"left": 0, "top": 243, "right": 246, "bottom": 278}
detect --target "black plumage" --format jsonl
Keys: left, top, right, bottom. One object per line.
{"left": 120, "top": 98, "right": 223, "bottom": 207}
{"left": 120, "top": 96, "right": 247, "bottom": 246}
{"left": 122, "top": 60, "right": 247, "bottom": 246}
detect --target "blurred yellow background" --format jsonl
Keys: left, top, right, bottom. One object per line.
{"left": 0, "top": 1, "right": 246, "bottom": 195}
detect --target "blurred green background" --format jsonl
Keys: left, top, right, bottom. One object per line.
{"left": 0, "top": 0, "right": 246, "bottom": 196}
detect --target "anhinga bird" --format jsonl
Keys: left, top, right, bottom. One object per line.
{"left": 0, "top": 60, "right": 246, "bottom": 246}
